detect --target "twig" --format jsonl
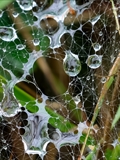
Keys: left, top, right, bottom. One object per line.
{"left": 80, "top": 1, "right": 120, "bottom": 157}
{"left": 110, "top": 0, "right": 120, "bottom": 34}
{"left": 80, "top": 52, "right": 120, "bottom": 158}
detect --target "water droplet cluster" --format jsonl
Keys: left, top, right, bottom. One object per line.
{"left": 0, "top": 0, "right": 120, "bottom": 160}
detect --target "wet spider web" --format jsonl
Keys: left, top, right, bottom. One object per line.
{"left": 0, "top": 0, "right": 120, "bottom": 160}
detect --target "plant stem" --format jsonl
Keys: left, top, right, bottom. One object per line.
{"left": 110, "top": 0, "right": 120, "bottom": 34}
{"left": 80, "top": 1, "right": 120, "bottom": 157}
{"left": 80, "top": 53, "right": 120, "bottom": 158}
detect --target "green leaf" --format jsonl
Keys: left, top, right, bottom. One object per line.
{"left": 111, "top": 145, "right": 120, "bottom": 160}
{"left": 14, "top": 85, "right": 35, "bottom": 102}
{"left": 26, "top": 101, "right": 39, "bottom": 113}
{"left": 40, "top": 36, "right": 50, "bottom": 50}
{"left": 0, "top": 66, "right": 11, "bottom": 80}
{"left": 105, "top": 149, "right": 112, "bottom": 160}
{"left": 46, "top": 106, "right": 76, "bottom": 132}
{"left": 1, "top": 41, "right": 29, "bottom": 77}
{"left": 85, "top": 145, "right": 97, "bottom": 160}
{"left": 0, "top": 0, "right": 14, "bottom": 9}
{"left": 111, "top": 105, "right": 120, "bottom": 129}
{"left": 105, "top": 145, "right": 120, "bottom": 160}
{"left": 79, "top": 134, "right": 96, "bottom": 146}
{"left": 64, "top": 94, "right": 76, "bottom": 110}
{"left": 86, "top": 151, "right": 95, "bottom": 160}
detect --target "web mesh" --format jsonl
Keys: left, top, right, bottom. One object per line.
{"left": 0, "top": 0, "right": 120, "bottom": 160}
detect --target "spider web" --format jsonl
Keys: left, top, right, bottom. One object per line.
{"left": 0, "top": 0, "right": 120, "bottom": 160}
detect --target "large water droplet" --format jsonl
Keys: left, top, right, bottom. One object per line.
{"left": 93, "top": 43, "right": 102, "bottom": 52}
{"left": 16, "top": 0, "right": 33, "bottom": 11}
{"left": 0, "top": 27, "right": 17, "bottom": 42}
{"left": 63, "top": 51, "right": 81, "bottom": 77}
{"left": 17, "top": 44, "right": 26, "bottom": 50}
{"left": 21, "top": 107, "right": 50, "bottom": 155}
{"left": 1, "top": 91, "right": 20, "bottom": 117}
{"left": 49, "top": 129, "right": 61, "bottom": 141}
{"left": 91, "top": 15, "right": 101, "bottom": 25}
{"left": 86, "top": 54, "right": 102, "bottom": 69}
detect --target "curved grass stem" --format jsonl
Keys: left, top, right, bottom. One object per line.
{"left": 80, "top": 52, "right": 120, "bottom": 158}
{"left": 80, "top": 53, "right": 120, "bottom": 158}
{"left": 110, "top": 0, "right": 120, "bottom": 34}
{"left": 80, "top": 1, "right": 120, "bottom": 158}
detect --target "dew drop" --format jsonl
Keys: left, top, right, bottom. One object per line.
{"left": 112, "top": 35, "right": 115, "bottom": 40}
{"left": 86, "top": 76, "right": 90, "bottom": 81}
{"left": 33, "top": 38, "right": 39, "bottom": 46}
{"left": 112, "top": 139, "right": 118, "bottom": 148}
{"left": 110, "top": 54, "right": 115, "bottom": 63}
{"left": 0, "top": 26, "right": 17, "bottom": 42}
{"left": 50, "top": 130, "right": 60, "bottom": 141}
{"left": 101, "top": 77, "right": 106, "bottom": 83}
{"left": 63, "top": 51, "right": 81, "bottom": 77}
{"left": 91, "top": 15, "right": 101, "bottom": 25}
{"left": 106, "top": 100, "right": 109, "bottom": 105}
{"left": 99, "top": 31, "right": 103, "bottom": 36}
{"left": 16, "top": 0, "right": 33, "bottom": 11}
{"left": 1, "top": 91, "right": 20, "bottom": 117}
{"left": 3, "top": 146, "right": 7, "bottom": 150}
{"left": 92, "top": 43, "right": 102, "bottom": 52}
{"left": 86, "top": 54, "right": 102, "bottom": 69}
{"left": 17, "top": 44, "right": 26, "bottom": 50}
{"left": 12, "top": 12, "right": 19, "bottom": 18}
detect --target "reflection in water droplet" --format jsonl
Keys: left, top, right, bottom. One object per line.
{"left": 1, "top": 91, "right": 20, "bottom": 117}
{"left": 86, "top": 76, "right": 90, "bottom": 80}
{"left": 17, "top": 44, "right": 26, "bottom": 50}
{"left": 0, "top": 26, "right": 17, "bottom": 42}
{"left": 86, "top": 54, "right": 102, "bottom": 69}
{"left": 63, "top": 51, "right": 81, "bottom": 77}
{"left": 93, "top": 43, "right": 102, "bottom": 52}
{"left": 106, "top": 100, "right": 109, "bottom": 105}
{"left": 91, "top": 15, "right": 101, "bottom": 25}
{"left": 33, "top": 38, "right": 39, "bottom": 46}
{"left": 99, "top": 31, "right": 103, "bottom": 36}
{"left": 50, "top": 130, "right": 61, "bottom": 141}
{"left": 12, "top": 12, "right": 19, "bottom": 18}
{"left": 101, "top": 77, "right": 106, "bottom": 83}
{"left": 16, "top": 0, "right": 33, "bottom": 11}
